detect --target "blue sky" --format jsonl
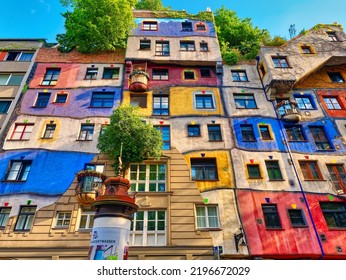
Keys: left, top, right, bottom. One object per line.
{"left": 1, "top": 0, "right": 346, "bottom": 43}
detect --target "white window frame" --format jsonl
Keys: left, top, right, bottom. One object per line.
{"left": 129, "top": 163, "right": 166, "bottom": 192}
{"left": 78, "top": 211, "right": 95, "bottom": 230}
{"left": 78, "top": 124, "right": 94, "bottom": 141}
{"left": 193, "top": 91, "right": 216, "bottom": 111}
{"left": 55, "top": 211, "right": 72, "bottom": 228}
{"left": 195, "top": 205, "right": 220, "bottom": 229}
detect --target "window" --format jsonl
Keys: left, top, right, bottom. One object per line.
{"left": 196, "top": 23, "right": 206, "bottom": 31}
{"left": 295, "top": 96, "right": 314, "bottom": 109}
{"left": 299, "top": 161, "right": 323, "bottom": 180}
{"left": 142, "top": 21, "right": 157, "bottom": 31}
{"left": 327, "top": 72, "right": 344, "bottom": 83}
{"left": 130, "top": 94, "right": 147, "bottom": 108}
{"left": 5, "top": 51, "right": 20, "bottom": 61}
{"left": 285, "top": 125, "right": 306, "bottom": 141}
{"left": 42, "top": 124, "right": 56, "bottom": 139}
{"left": 5, "top": 51, "right": 34, "bottom": 61}
{"left": 0, "top": 207, "right": 11, "bottom": 229}
{"left": 180, "top": 41, "right": 195, "bottom": 51}
{"left": 130, "top": 164, "right": 166, "bottom": 192}
{"left": 272, "top": 56, "right": 289, "bottom": 68}
{"left": 231, "top": 70, "right": 248, "bottom": 82}
{"left": 10, "top": 123, "right": 34, "bottom": 140}
{"left": 259, "top": 125, "right": 272, "bottom": 140}
{"left": 188, "top": 124, "right": 200, "bottom": 137}
{"left": 191, "top": 158, "right": 217, "bottom": 180}
{"left": 259, "top": 63, "right": 266, "bottom": 77}
{"left": 4, "top": 160, "right": 31, "bottom": 181}
{"left": 54, "top": 93, "right": 68, "bottom": 103}
{"left": 155, "top": 41, "right": 170, "bottom": 56}
{"left": 55, "top": 212, "right": 71, "bottom": 228}
{"left": 0, "top": 73, "right": 24, "bottom": 86}
{"left": 262, "top": 204, "right": 282, "bottom": 229}
{"left": 208, "top": 124, "right": 222, "bottom": 141}
{"left": 78, "top": 124, "right": 94, "bottom": 141}
{"left": 155, "top": 126, "right": 170, "bottom": 150}
{"left": 90, "top": 92, "right": 114, "bottom": 107}
{"left": 182, "top": 21, "right": 193, "bottom": 31}
{"left": 200, "top": 68, "right": 211, "bottom": 77}
{"left": 195, "top": 205, "right": 220, "bottom": 229}
{"left": 234, "top": 94, "right": 257, "bottom": 109}
{"left": 0, "top": 100, "right": 11, "bottom": 113}
{"left": 85, "top": 68, "right": 98, "bottom": 80}
{"left": 18, "top": 52, "right": 34, "bottom": 61}
{"left": 79, "top": 212, "right": 95, "bottom": 230}
{"left": 309, "top": 126, "right": 332, "bottom": 150}
{"left": 195, "top": 94, "right": 214, "bottom": 109}
{"left": 327, "top": 164, "right": 346, "bottom": 194}
{"left": 42, "top": 68, "right": 60, "bottom": 85}
{"left": 130, "top": 210, "right": 166, "bottom": 246}
{"left": 14, "top": 206, "right": 36, "bottom": 231}
{"left": 139, "top": 40, "right": 151, "bottom": 50}
{"left": 327, "top": 31, "right": 339, "bottom": 42}
{"left": 301, "top": 46, "right": 312, "bottom": 54}
{"left": 320, "top": 203, "right": 346, "bottom": 228}
{"left": 153, "top": 95, "right": 169, "bottom": 115}
{"left": 152, "top": 69, "right": 168, "bottom": 80}
{"left": 84, "top": 163, "right": 105, "bottom": 173}
{"left": 247, "top": 164, "right": 261, "bottom": 179}
{"left": 34, "top": 92, "right": 51, "bottom": 107}
{"left": 200, "top": 42, "right": 209, "bottom": 51}
{"left": 324, "top": 97, "right": 342, "bottom": 109}
{"left": 240, "top": 124, "right": 256, "bottom": 141}
{"left": 102, "top": 67, "right": 119, "bottom": 79}
{"left": 288, "top": 209, "right": 307, "bottom": 227}
{"left": 184, "top": 71, "right": 195, "bottom": 80}
{"left": 265, "top": 161, "right": 283, "bottom": 180}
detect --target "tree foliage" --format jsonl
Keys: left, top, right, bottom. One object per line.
{"left": 135, "top": 0, "right": 170, "bottom": 10}
{"left": 214, "top": 6, "right": 286, "bottom": 64}
{"left": 57, "top": 0, "right": 137, "bottom": 53}
{"left": 97, "top": 105, "right": 163, "bottom": 174}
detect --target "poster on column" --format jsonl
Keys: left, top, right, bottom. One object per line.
{"left": 88, "top": 227, "right": 129, "bottom": 260}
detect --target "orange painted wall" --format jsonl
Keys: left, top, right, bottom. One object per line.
{"left": 317, "top": 89, "right": 346, "bottom": 118}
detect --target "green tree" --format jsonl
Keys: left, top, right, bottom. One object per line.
{"left": 135, "top": 0, "right": 170, "bottom": 10}
{"left": 97, "top": 105, "right": 163, "bottom": 175}
{"left": 57, "top": 0, "right": 137, "bottom": 53}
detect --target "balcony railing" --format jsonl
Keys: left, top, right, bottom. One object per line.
{"left": 276, "top": 100, "right": 301, "bottom": 122}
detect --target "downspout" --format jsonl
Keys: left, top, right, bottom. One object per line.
{"left": 255, "top": 56, "right": 325, "bottom": 259}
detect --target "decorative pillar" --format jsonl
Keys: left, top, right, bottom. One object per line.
{"left": 88, "top": 176, "right": 138, "bottom": 260}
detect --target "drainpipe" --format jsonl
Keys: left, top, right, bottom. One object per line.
{"left": 255, "top": 56, "right": 325, "bottom": 259}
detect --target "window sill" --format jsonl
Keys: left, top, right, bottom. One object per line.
{"left": 193, "top": 179, "right": 219, "bottom": 182}
{"left": 303, "top": 179, "right": 326, "bottom": 181}
{"left": 2, "top": 180, "right": 27, "bottom": 183}
{"left": 235, "top": 107, "right": 259, "bottom": 110}
{"left": 76, "top": 139, "right": 93, "bottom": 142}
{"left": 208, "top": 140, "right": 223, "bottom": 142}
{"left": 101, "top": 78, "right": 119, "bottom": 80}
{"left": 248, "top": 177, "right": 263, "bottom": 180}
{"left": 287, "top": 140, "right": 309, "bottom": 142}
{"left": 326, "top": 227, "right": 346, "bottom": 231}
{"left": 32, "top": 106, "right": 47, "bottom": 108}
{"left": 268, "top": 179, "right": 285, "bottom": 181}
{"left": 232, "top": 80, "right": 250, "bottom": 83}
{"left": 197, "top": 228, "right": 222, "bottom": 232}
{"left": 188, "top": 135, "right": 201, "bottom": 137}
{"left": 88, "top": 106, "right": 113, "bottom": 108}
{"left": 242, "top": 140, "right": 257, "bottom": 142}
{"left": 265, "top": 228, "right": 284, "bottom": 231}
{"left": 6, "top": 139, "right": 30, "bottom": 141}
{"left": 316, "top": 149, "right": 336, "bottom": 152}
{"left": 291, "top": 225, "right": 309, "bottom": 228}
{"left": 52, "top": 102, "right": 67, "bottom": 105}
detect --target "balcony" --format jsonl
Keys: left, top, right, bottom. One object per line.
{"left": 276, "top": 100, "right": 301, "bottom": 122}
{"left": 75, "top": 170, "right": 106, "bottom": 206}
{"left": 129, "top": 69, "right": 149, "bottom": 92}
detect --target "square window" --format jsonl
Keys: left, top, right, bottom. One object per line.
{"left": 34, "top": 92, "right": 51, "bottom": 107}
{"left": 155, "top": 125, "right": 170, "bottom": 150}
{"left": 102, "top": 67, "right": 119, "bottom": 79}
{"left": 301, "top": 46, "right": 312, "bottom": 54}
{"left": 42, "top": 68, "right": 60, "bottom": 86}
{"left": 309, "top": 126, "right": 332, "bottom": 150}
{"left": 55, "top": 212, "right": 71, "bottom": 228}
{"left": 191, "top": 158, "right": 217, "bottom": 180}
{"left": 130, "top": 94, "right": 147, "bottom": 108}
{"left": 85, "top": 68, "right": 98, "bottom": 80}
{"left": 0, "top": 100, "right": 11, "bottom": 113}
{"left": 180, "top": 41, "right": 195, "bottom": 51}
{"left": 299, "top": 161, "right": 323, "bottom": 180}
{"left": 139, "top": 40, "right": 151, "bottom": 50}
{"left": 184, "top": 71, "right": 195, "bottom": 80}
{"left": 142, "top": 21, "right": 157, "bottom": 31}
{"left": 247, "top": 164, "right": 261, "bottom": 179}
{"left": 327, "top": 31, "right": 339, "bottom": 42}
{"left": 195, "top": 205, "right": 220, "bottom": 229}
{"left": 262, "top": 204, "right": 282, "bottom": 229}
{"left": 324, "top": 97, "right": 342, "bottom": 109}
{"left": 259, "top": 125, "right": 272, "bottom": 140}
{"left": 14, "top": 206, "right": 36, "bottom": 231}
{"left": 195, "top": 94, "right": 214, "bottom": 109}
{"left": 231, "top": 70, "right": 248, "bottom": 82}
{"left": 153, "top": 95, "right": 169, "bottom": 115}
{"left": 187, "top": 124, "right": 200, "bottom": 137}
{"left": 55, "top": 93, "right": 68, "bottom": 103}
{"left": 200, "top": 42, "right": 209, "bottom": 51}
{"left": 5, "top": 51, "right": 20, "bottom": 61}
{"left": 152, "top": 69, "right": 168, "bottom": 80}
{"left": 288, "top": 209, "right": 307, "bottom": 227}
{"left": 130, "top": 164, "right": 166, "bottom": 192}
{"left": 10, "top": 123, "right": 34, "bottom": 140}
{"left": 155, "top": 41, "right": 170, "bottom": 56}
{"left": 320, "top": 202, "right": 346, "bottom": 228}
{"left": 240, "top": 124, "right": 256, "bottom": 141}
{"left": 182, "top": 22, "right": 193, "bottom": 31}
{"left": 327, "top": 72, "right": 344, "bottom": 83}
{"left": 196, "top": 23, "right": 206, "bottom": 31}
{"left": 234, "top": 94, "right": 257, "bottom": 109}
{"left": 265, "top": 161, "right": 283, "bottom": 180}
{"left": 200, "top": 68, "right": 211, "bottom": 77}
{"left": 42, "top": 124, "right": 56, "bottom": 139}
{"left": 90, "top": 92, "right": 114, "bottom": 107}
{"left": 295, "top": 96, "right": 314, "bottom": 109}
{"left": 285, "top": 125, "right": 306, "bottom": 141}
{"left": 208, "top": 124, "right": 222, "bottom": 141}
{"left": 272, "top": 56, "right": 289, "bottom": 68}
{"left": 0, "top": 207, "right": 11, "bottom": 229}
{"left": 78, "top": 124, "right": 94, "bottom": 141}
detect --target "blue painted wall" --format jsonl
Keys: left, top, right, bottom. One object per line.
{"left": 0, "top": 150, "right": 95, "bottom": 195}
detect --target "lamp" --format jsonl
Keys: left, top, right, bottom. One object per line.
{"left": 234, "top": 227, "right": 247, "bottom": 252}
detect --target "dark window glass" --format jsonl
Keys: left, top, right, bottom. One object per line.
{"left": 234, "top": 94, "right": 257, "bottom": 109}
{"left": 327, "top": 72, "right": 344, "bottom": 83}
{"left": 152, "top": 69, "right": 168, "bottom": 80}
{"left": 240, "top": 124, "right": 256, "bottom": 141}
{"left": 191, "top": 158, "right": 217, "bottom": 180}
{"left": 208, "top": 124, "right": 222, "bottom": 141}
{"left": 90, "top": 92, "right": 114, "bottom": 107}
{"left": 320, "top": 202, "right": 346, "bottom": 228}
{"left": 42, "top": 68, "right": 60, "bottom": 85}
{"left": 299, "top": 161, "right": 323, "bottom": 180}
{"left": 309, "top": 126, "right": 332, "bottom": 150}
{"left": 155, "top": 41, "right": 170, "bottom": 56}
{"left": 180, "top": 41, "right": 195, "bottom": 51}
{"left": 102, "top": 68, "right": 119, "bottom": 79}
{"left": 14, "top": 206, "right": 36, "bottom": 231}
{"left": 195, "top": 94, "right": 214, "bottom": 109}
{"left": 265, "top": 161, "right": 283, "bottom": 180}
{"left": 231, "top": 70, "right": 248, "bottom": 82}
{"left": 259, "top": 125, "right": 272, "bottom": 140}
{"left": 184, "top": 71, "right": 195, "bottom": 80}
{"left": 55, "top": 93, "right": 68, "bottom": 103}
{"left": 187, "top": 124, "right": 200, "bottom": 137}
{"left": 0, "top": 101, "right": 11, "bottom": 113}
{"left": 262, "top": 204, "right": 282, "bottom": 228}
{"left": 288, "top": 209, "right": 307, "bottom": 227}
{"left": 34, "top": 92, "right": 51, "bottom": 107}
{"left": 196, "top": 24, "right": 206, "bottom": 31}
{"left": 5, "top": 160, "right": 32, "bottom": 181}
{"left": 200, "top": 42, "right": 208, "bottom": 51}
{"left": 285, "top": 125, "right": 306, "bottom": 141}
{"left": 130, "top": 94, "right": 147, "bottom": 108}
{"left": 182, "top": 22, "right": 193, "bottom": 31}
{"left": 200, "top": 68, "right": 211, "bottom": 77}
{"left": 139, "top": 40, "right": 151, "bottom": 50}
{"left": 78, "top": 124, "right": 94, "bottom": 141}
{"left": 247, "top": 164, "right": 261, "bottom": 178}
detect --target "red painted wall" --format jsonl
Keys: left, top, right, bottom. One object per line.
{"left": 317, "top": 90, "right": 346, "bottom": 118}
